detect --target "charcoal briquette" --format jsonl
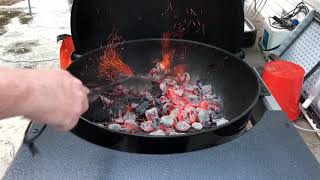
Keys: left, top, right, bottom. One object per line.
{"left": 108, "top": 123, "right": 122, "bottom": 130}
{"left": 153, "top": 117, "right": 161, "bottom": 129}
{"left": 150, "top": 129, "right": 166, "bottom": 136}
{"left": 191, "top": 122, "right": 203, "bottom": 130}
{"left": 136, "top": 101, "right": 150, "bottom": 115}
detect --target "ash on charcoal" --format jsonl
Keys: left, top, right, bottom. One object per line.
{"left": 145, "top": 107, "right": 159, "bottom": 121}
{"left": 140, "top": 121, "right": 155, "bottom": 132}
{"left": 214, "top": 118, "right": 229, "bottom": 126}
{"left": 123, "top": 112, "right": 136, "bottom": 122}
{"left": 173, "top": 85, "right": 184, "bottom": 96}
{"left": 175, "top": 121, "right": 191, "bottom": 131}
{"left": 150, "top": 129, "right": 166, "bottom": 136}
{"left": 123, "top": 120, "right": 139, "bottom": 130}
{"left": 154, "top": 98, "right": 163, "bottom": 110}
{"left": 196, "top": 80, "right": 210, "bottom": 89}
{"left": 170, "top": 108, "right": 181, "bottom": 118}
{"left": 192, "top": 122, "right": 203, "bottom": 130}
{"left": 193, "top": 85, "right": 202, "bottom": 96}
{"left": 212, "top": 113, "right": 223, "bottom": 120}
{"left": 185, "top": 94, "right": 201, "bottom": 106}
{"left": 144, "top": 92, "right": 154, "bottom": 101}
{"left": 114, "top": 117, "right": 124, "bottom": 124}
{"left": 93, "top": 63, "right": 224, "bottom": 136}
{"left": 198, "top": 109, "right": 210, "bottom": 123}
{"left": 108, "top": 123, "right": 122, "bottom": 130}
{"left": 162, "top": 102, "right": 171, "bottom": 114}
{"left": 177, "top": 72, "right": 191, "bottom": 84}
{"left": 136, "top": 101, "right": 150, "bottom": 116}
{"left": 153, "top": 117, "right": 161, "bottom": 129}
{"left": 201, "top": 85, "right": 212, "bottom": 95}
{"left": 163, "top": 78, "right": 177, "bottom": 86}
{"left": 131, "top": 103, "right": 139, "bottom": 109}
{"left": 160, "top": 115, "right": 175, "bottom": 127}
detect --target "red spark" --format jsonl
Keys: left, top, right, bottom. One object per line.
{"left": 98, "top": 32, "right": 133, "bottom": 80}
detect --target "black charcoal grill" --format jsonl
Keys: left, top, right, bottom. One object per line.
{"left": 4, "top": 0, "right": 320, "bottom": 179}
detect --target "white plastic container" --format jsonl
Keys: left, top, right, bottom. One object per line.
{"left": 302, "top": 80, "right": 320, "bottom": 109}
{"left": 260, "top": 18, "right": 291, "bottom": 50}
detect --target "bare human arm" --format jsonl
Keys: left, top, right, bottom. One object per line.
{"left": 0, "top": 67, "right": 89, "bottom": 131}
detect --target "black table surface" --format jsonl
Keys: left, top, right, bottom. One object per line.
{"left": 4, "top": 111, "right": 320, "bottom": 180}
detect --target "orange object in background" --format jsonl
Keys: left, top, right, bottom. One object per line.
{"left": 59, "top": 35, "right": 74, "bottom": 70}
{"left": 262, "top": 60, "right": 305, "bottom": 121}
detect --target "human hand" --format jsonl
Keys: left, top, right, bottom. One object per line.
{"left": 22, "top": 69, "right": 89, "bottom": 131}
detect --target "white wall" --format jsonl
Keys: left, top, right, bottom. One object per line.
{"left": 246, "top": 0, "right": 318, "bottom": 18}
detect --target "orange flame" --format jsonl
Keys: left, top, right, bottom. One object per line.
{"left": 99, "top": 32, "right": 133, "bottom": 80}
{"left": 159, "top": 32, "right": 175, "bottom": 70}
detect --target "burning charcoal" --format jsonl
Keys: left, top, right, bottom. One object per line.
{"left": 108, "top": 123, "right": 122, "bottom": 130}
{"left": 160, "top": 83, "right": 168, "bottom": 92}
{"left": 188, "top": 111, "right": 197, "bottom": 123}
{"left": 154, "top": 98, "right": 163, "bottom": 109}
{"left": 192, "top": 122, "right": 203, "bottom": 130}
{"left": 178, "top": 72, "right": 191, "bottom": 84}
{"left": 203, "top": 121, "right": 212, "bottom": 127}
{"left": 165, "top": 128, "right": 175, "bottom": 134}
{"left": 171, "top": 98, "right": 186, "bottom": 107}
{"left": 215, "top": 118, "right": 229, "bottom": 126}
{"left": 196, "top": 79, "right": 210, "bottom": 87}
{"left": 155, "top": 62, "right": 166, "bottom": 72}
{"left": 163, "top": 78, "right": 177, "bottom": 86}
{"left": 184, "top": 84, "right": 194, "bottom": 93}
{"left": 160, "top": 96, "right": 169, "bottom": 104}
{"left": 177, "top": 110, "right": 189, "bottom": 123}
{"left": 160, "top": 115, "right": 175, "bottom": 127}
{"left": 136, "top": 101, "right": 150, "bottom": 116}
{"left": 123, "top": 120, "right": 138, "bottom": 130}
{"left": 145, "top": 107, "right": 159, "bottom": 121}
{"left": 175, "top": 121, "right": 191, "bottom": 132}
{"left": 166, "top": 128, "right": 181, "bottom": 135}
{"left": 201, "top": 85, "right": 212, "bottom": 95}
{"left": 184, "top": 105, "right": 195, "bottom": 112}
{"left": 153, "top": 117, "right": 161, "bottom": 129}
{"left": 145, "top": 92, "right": 154, "bottom": 101}
{"left": 140, "top": 121, "right": 155, "bottom": 132}
{"left": 113, "top": 117, "right": 124, "bottom": 124}
{"left": 123, "top": 112, "right": 137, "bottom": 122}
{"left": 166, "top": 87, "right": 176, "bottom": 99}
{"left": 211, "top": 113, "right": 223, "bottom": 120}
{"left": 149, "top": 67, "right": 164, "bottom": 82}
{"left": 162, "top": 102, "right": 171, "bottom": 114}
{"left": 173, "top": 85, "right": 184, "bottom": 96}
{"left": 150, "top": 129, "right": 166, "bottom": 136}
{"left": 209, "top": 104, "right": 222, "bottom": 114}
{"left": 193, "top": 85, "right": 202, "bottom": 95}
{"left": 170, "top": 108, "right": 181, "bottom": 118}
{"left": 186, "top": 94, "right": 201, "bottom": 106}
{"left": 184, "top": 106, "right": 197, "bottom": 123}
{"left": 200, "top": 101, "right": 209, "bottom": 110}
{"left": 203, "top": 94, "right": 219, "bottom": 103}
{"left": 198, "top": 109, "right": 210, "bottom": 123}
{"left": 131, "top": 103, "right": 139, "bottom": 109}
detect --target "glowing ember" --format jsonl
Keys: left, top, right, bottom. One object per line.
{"left": 97, "top": 61, "right": 227, "bottom": 135}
